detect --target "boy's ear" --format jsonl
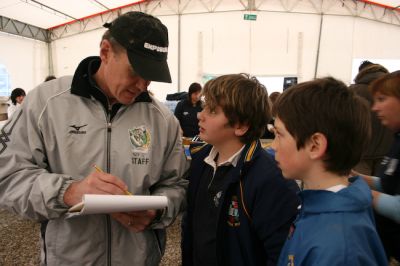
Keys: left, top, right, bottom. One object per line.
{"left": 234, "top": 123, "right": 249, "bottom": 137}
{"left": 306, "top": 132, "right": 327, "bottom": 160}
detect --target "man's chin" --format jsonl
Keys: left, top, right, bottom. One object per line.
{"left": 119, "top": 97, "right": 136, "bottom": 105}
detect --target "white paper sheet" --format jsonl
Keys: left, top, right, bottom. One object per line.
{"left": 68, "top": 194, "right": 168, "bottom": 215}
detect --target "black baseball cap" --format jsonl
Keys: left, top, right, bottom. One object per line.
{"left": 104, "top": 11, "right": 171, "bottom": 83}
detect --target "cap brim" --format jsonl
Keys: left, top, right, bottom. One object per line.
{"left": 127, "top": 51, "right": 172, "bottom": 83}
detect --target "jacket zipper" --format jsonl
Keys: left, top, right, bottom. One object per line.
{"left": 153, "top": 230, "right": 163, "bottom": 257}
{"left": 106, "top": 104, "right": 112, "bottom": 266}
{"left": 92, "top": 85, "right": 114, "bottom": 266}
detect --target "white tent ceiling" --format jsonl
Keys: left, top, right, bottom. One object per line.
{"left": 0, "top": 0, "right": 399, "bottom": 30}
{"left": 0, "top": 0, "right": 146, "bottom": 29}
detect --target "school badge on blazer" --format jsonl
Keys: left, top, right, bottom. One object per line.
{"left": 287, "top": 255, "right": 295, "bottom": 266}
{"left": 227, "top": 195, "right": 240, "bottom": 227}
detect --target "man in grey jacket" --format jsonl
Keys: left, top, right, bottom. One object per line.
{"left": 0, "top": 12, "right": 188, "bottom": 265}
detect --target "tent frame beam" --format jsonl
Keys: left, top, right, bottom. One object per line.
{"left": 0, "top": 15, "right": 49, "bottom": 42}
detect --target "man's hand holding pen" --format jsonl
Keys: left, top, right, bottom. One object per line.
{"left": 63, "top": 164, "right": 157, "bottom": 232}
{"left": 63, "top": 167, "right": 130, "bottom": 207}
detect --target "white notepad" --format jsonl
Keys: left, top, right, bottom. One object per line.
{"left": 68, "top": 194, "right": 168, "bottom": 215}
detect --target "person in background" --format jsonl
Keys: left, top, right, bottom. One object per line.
{"left": 263, "top": 91, "right": 281, "bottom": 139}
{"left": 272, "top": 77, "right": 387, "bottom": 266}
{"left": 174, "top": 82, "right": 203, "bottom": 138}
{"left": 354, "top": 70, "right": 400, "bottom": 262}
{"left": 269, "top": 91, "right": 281, "bottom": 106}
{"left": 349, "top": 60, "right": 392, "bottom": 175}
{"left": 7, "top": 87, "right": 25, "bottom": 119}
{"left": 182, "top": 74, "right": 299, "bottom": 266}
{"left": 358, "top": 60, "right": 374, "bottom": 71}
{"left": 0, "top": 11, "right": 188, "bottom": 265}
{"left": 44, "top": 75, "right": 56, "bottom": 82}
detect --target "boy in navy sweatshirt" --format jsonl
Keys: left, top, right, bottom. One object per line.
{"left": 181, "top": 74, "right": 300, "bottom": 266}
{"left": 272, "top": 77, "right": 387, "bottom": 266}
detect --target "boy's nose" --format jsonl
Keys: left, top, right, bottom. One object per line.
{"left": 197, "top": 110, "right": 204, "bottom": 120}
{"left": 271, "top": 138, "right": 277, "bottom": 151}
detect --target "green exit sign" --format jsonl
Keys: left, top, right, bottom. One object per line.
{"left": 244, "top": 14, "right": 257, "bottom": 21}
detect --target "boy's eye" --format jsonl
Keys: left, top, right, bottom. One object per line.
{"left": 209, "top": 106, "right": 218, "bottom": 115}
{"left": 203, "top": 104, "right": 216, "bottom": 114}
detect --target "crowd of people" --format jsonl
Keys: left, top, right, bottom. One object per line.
{"left": 0, "top": 10, "right": 399, "bottom": 266}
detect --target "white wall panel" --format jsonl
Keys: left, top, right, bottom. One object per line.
{"left": 51, "top": 29, "right": 103, "bottom": 77}
{"left": 0, "top": 32, "right": 48, "bottom": 94}
{"left": 316, "top": 15, "right": 356, "bottom": 83}
{"left": 250, "top": 12, "right": 320, "bottom": 80}
{"left": 352, "top": 18, "right": 400, "bottom": 59}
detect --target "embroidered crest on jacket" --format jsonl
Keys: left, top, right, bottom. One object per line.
{"left": 227, "top": 195, "right": 240, "bottom": 227}
{"left": 129, "top": 126, "right": 151, "bottom": 152}
{"left": 287, "top": 255, "right": 295, "bottom": 266}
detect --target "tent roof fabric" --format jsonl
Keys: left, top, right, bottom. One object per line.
{"left": 0, "top": 0, "right": 146, "bottom": 29}
{"left": 0, "top": 0, "right": 399, "bottom": 30}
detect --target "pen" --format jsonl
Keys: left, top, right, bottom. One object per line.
{"left": 92, "top": 164, "right": 133, "bottom": 195}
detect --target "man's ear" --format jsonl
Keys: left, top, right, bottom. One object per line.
{"left": 306, "top": 132, "right": 327, "bottom": 160}
{"left": 99, "top": 39, "right": 112, "bottom": 62}
{"left": 234, "top": 123, "right": 249, "bottom": 137}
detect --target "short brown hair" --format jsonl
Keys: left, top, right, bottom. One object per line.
{"left": 202, "top": 73, "right": 270, "bottom": 144}
{"left": 101, "top": 30, "right": 124, "bottom": 54}
{"left": 269, "top": 92, "right": 281, "bottom": 105}
{"left": 369, "top": 70, "right": 400, "bottom": 100}
{"left": 273, "top": 77, "right": 370, "bottom": 175}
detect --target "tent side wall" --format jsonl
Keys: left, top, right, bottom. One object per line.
{"left": 51, "top": 29, "right": 104, "bottom": 79}
{"left": 317, "top": 15, "right": 400, "bottom": 82}
{"left": 1, "top": 3, "right": 398, "bottom": 100}
{"left": 0, "top": 32, "right": 48, "bottom": 94}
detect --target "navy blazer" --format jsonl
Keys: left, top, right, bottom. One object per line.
{"left": 182, "top": 140, "right": 300, "bottom": 266}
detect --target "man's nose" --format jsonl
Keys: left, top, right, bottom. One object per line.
{"left": 135, "top": 77, "right": 150, "bottom": 91}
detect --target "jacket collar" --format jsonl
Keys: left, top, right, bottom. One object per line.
{"left": 225, "top": 140, "right": 263, "bottom": 184}
{"left": 241, "top": 140, "right": 260, "bottom": 164}
{"left": 204, "top": 145, "right": 245, "bottom": 171}
{"left": 70, "top": 56, "right": 152, "bottom": 104}
{"left": 191, "top": 139, "right": 263, "bottom": 185}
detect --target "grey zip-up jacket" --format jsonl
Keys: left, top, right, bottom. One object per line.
{"left": 0, "top": 60, "right": 188, "bottom": 265}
